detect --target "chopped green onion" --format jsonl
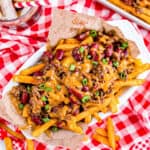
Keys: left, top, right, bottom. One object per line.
{"left": 41, "top": 96, "right": 48, "bottom": 102}
{"left": 92, "top": 61, "right": 98, "bottom": 66}
{"left": 39, "top": 83, "right": 52, "bottom": 92}
{"left": 69, "top": 64, "right": 76, "bottom": 71}
{"left": 39, "top": 83, "right": 45, "bottom": 89}
{"left": 99, "top": 90, "right": 104, "bottom": 97}
{"left": 18, "top": 103, "right": 24, "bottom": 110}
{"left": 45, "top": 104, "right": 50, "bottom": 111}
{"left": 102, "top": 58, "right": 108, "bottom": 64}
{"left": 119, "top": 72, "right": 126, "bottom": 79}
{"left": 120, "top": 42, "right": 128, "bottom": 50}
{"left": 87, "top": 55, "right": 92, "bottom": 59}
{"left": 90, "top": 30, "right": 97, "bottom": 38}
{"left": 82, "top": 78, "right": 88, "bottom": 86}
{"left": 113, "top": 61, "right": 119, "bottom": 67}
{"left": 27, "top": 85, "right": 31, "bottom": 93}
{"left": 56, "top": 85, "right": 61, "bottom": 91}
{"left": 42, "top": 117, "right": 50, "bottom": 123}
{"left": 79, "top": 46, "right": 85, "bottom": 53}
{"left": 44, "top": 87, "right": 52, "bottom": 92}
{"left": 81, "top": 95, "right": 90, "bottom": 103}
{"left": 51, "top": 126, "right": 59, "bottom": 132}
{"left": 95, "top": 91, "right": 99, "bottom": 96}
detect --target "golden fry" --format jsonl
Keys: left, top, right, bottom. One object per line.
{"left": 56, "top": 44, "right": 79, "bottom": 50}
{"left": 96, "top": 128, "right": 120, "bottom": 141}
{"left": 85, "top": 114, "right": 92, "bottom": 123}
{"left": 32, "top": 119, "right": 56, "bottom": 137}
{"left": 0, "top": 123, "right": 25, "bottom": 140}
{"left": 110, "top": 97, "right": 118, "bottom": 113}
{"left": 93, "top": 112, "right": 102, "bottom": 122}
{"left": 81, "top": 36, "right": 93, "bottom": 45}
{"left": 4, "top": 137, "right": 13, "bottom": 150}
{"left": 13, "top": 75, "right": 41, "bottom": 85}
{"left": 20, "top": 63, "right": 45, "bottom": 75}
{"left": 107, "top": 117, "right": 116, "bottom": 150}
{"left": 96, "top": 128, "right": 107, "bottom": 137}
{"left": 119, "top": 79, "right": 144, "bottom": 87}
{"left": 65, "top": 38, "right": 79, "bottom": 44}
{"left": 22, "top": 104, "right": 30, "bottom": 117}
{"left": 92, "top": 133, "right": 110, "bottom": 146}
{"left": 26, "top": 139, "right": 34, "bottom": 150}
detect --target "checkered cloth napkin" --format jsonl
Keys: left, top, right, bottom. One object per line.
{"left": 0, "top": 0, "right": 150, "bottom": 149}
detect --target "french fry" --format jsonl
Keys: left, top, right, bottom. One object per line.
{"left": 81, "top": 36, "right": 93, "bottom": 45}
{"left": 22, "top": 104, "right": 30, "bottom": 117}
{"left": 66, "top": 122, "right": 83, "bottom": 134}
{"left": 75, "top": 107, "right": 101, "bottom": 122}
{"left": 110, "top": 97, "right": 118, "bottom": 113}
{"left": 56, "top": 44, "right": 79, "bottom": 50}
{"left": 102, "top": 97, "right": 112, "bottom": 107}
{"left": 0, "top": 123, "right": 25, "bottom": 140}
{"left": 95, "top": 128, "right": 120, "bottom": 141}
{"left": 85, "top": 114, "right": 92, "bottom": 123}
{"left": 4, "top": 137, "right": 13, "bottom": 150}
{"left": 107, "top": 117, "right": 116, "bottom": 150}
{"left": 13, "top": 75, "right": 41, "bottom": 85}
{"left": 65, "top": 38, "right": 79, "bottom": 44}
{"left": 96, "top": 128, "right": 107, "bottom": 137}
{"left": 92, "top": 133, "right": 110, "bottom": 146}
{"left": 93, "top": 112, "right": 102, "bottom": 122}
{"left": 32, "top": 119, "right": 56, "bottom": 137}
{"left": 26, "top": 139, "right": 34, "bottom": 150}
{"left": 128, "top": 64, "right": 150, "bottom": 79}
{"left": 118, "top": 79, "right": 144, "bottom": 87}
{"left": 20, "top": 63, "right": 45, "bottom": 75}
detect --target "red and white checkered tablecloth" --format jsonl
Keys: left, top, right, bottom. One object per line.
{"left": 0, "top": 0, "right": 150, "bottom": 150}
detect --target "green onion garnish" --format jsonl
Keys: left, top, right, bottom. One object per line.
{"left": 120, "top": 42, "right": 128, "bottom": 50}
{"left": 39, "top": 83, "right": 45, "bottom": 89}
{"left": 42, "top": 117, "right": 50, "bottom": 123}
{"left": 87, "top": 55, "right": 92, "bottom": 59}
{"left": 44, "top": 87, "right": 52, "bottom": 92}
{"left": 45, "top": 104, "right": 50, "bottom": 111}
{"left": 69, "top": 64, "right": 76, "bottom": 71}
{"left": 90, "top": 30, "right": 97, "bottom": 38}
{"left": 102, "top": 58, "right": 108, "bottom": 64}
{"left": 82, "top": 78, "right": 88, "bottom": 86}
{"left": 56, "top": 85, "right": 61, "bottom": 91}
{"left": 92, "top": 61, "right": 98, "bottom": 66}
{"left": 95, "top": 91, "right": 99, "bottom": 96}
{"left": 39, "top": 84, "right": 52, "bottom": 92}
{"left": 81, "top": 95, "right": 90, "bottom": 103}
{"left": 51, "top": 126, "right": 59, "bottom": 132}
{"left": 113, "top": 61, "right": 119, "bottom": 67}
{"left": 119, "top": 72, "right": 126, "bottom": 79}
{"left": 18, "top": 103, "right": 24, "bottom": 110}
{"left": 79, "top": 46, "right": 85, "bottom": 53}
{"left": 41, "top": 96, "right": 48, "bottom": 102}
{"left": 27, "top": 85, "right": 31, "bottom": 93}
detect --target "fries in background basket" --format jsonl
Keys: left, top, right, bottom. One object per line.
{"left": 108, "top": 0, "right": 150, "bottom": 24}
